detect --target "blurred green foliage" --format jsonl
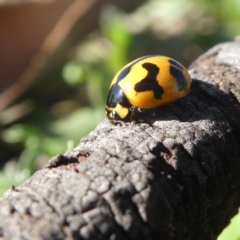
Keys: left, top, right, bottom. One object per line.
{"left": 218, "top": 209, "right": 240, "bottom": 240}
{"left": 0, "top": 0, "right": 240, "bottom": 238}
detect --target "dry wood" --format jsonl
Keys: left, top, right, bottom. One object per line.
{"left": 1, "top": 38, "right": 240, "bottom": 240}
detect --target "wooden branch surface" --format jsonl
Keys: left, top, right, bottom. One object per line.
{"left": 1, "top": 38, "right": 240, "bottom": 240}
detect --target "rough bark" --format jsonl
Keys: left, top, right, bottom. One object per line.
{"left": 1, "top": 38, "right": 240, "bottom": 240}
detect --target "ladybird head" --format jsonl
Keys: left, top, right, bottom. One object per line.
{"left": 105, "top": 104, "right": 131, "bottom": 122}
{"left": 105, "top": 108, "right": 120, "bottom": 121}
{"left": 105, "top": 80, "right": 132, "bottom": 122}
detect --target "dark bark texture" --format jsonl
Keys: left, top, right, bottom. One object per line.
{"left": 1, "top": 38, "right": 240, "bottom": 240}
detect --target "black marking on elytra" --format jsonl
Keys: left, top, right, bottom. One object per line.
{"left": 116, "top": 65, "right": 131, "bottom": 83}
{"left": 106, "top": 83, "right": 131, "bottom": 108}
{"left": 116, "top": 55, "right": 158, "bottom": 83}
{"left": 169, "top": 63, "right": 188, "bottom": 91}
{"left": 134, "top": 62, "right": 164, "bottom": 99}
{"left": 169, "top": 59, "right": 184, "bottom": 70}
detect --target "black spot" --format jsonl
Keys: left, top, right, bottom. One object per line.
{"left": 169, "top": 64, "right": 188, "bottom": 91}
{"left": 134, "top": 62, "right": 164, "bottom": 99}
{"left": 169, "top": 59, "right": 188, "bottom": 91}
{"left": 169, "top": 59, "right": 184, "bottom": 70}
{"left": 116, "top": 65, "right": 131, "bottom": 83}
{"left": 106, "top": 83, "right": 131, "bottom": 108}
{"left": 116, "top": 55, "right": 156, "bottom": 83}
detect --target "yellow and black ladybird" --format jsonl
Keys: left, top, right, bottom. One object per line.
{"left": 105, "top": 55, "right": 191, "bottom": 123}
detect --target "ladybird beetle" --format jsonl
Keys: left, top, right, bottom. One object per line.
{"left": 105, "top": 55, "right": 191, "bottom": 123}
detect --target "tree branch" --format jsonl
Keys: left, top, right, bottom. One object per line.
{"left": 1, "top": 38, "right": 240, "bottom": 240}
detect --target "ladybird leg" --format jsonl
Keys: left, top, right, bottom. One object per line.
{"left": 110, "top": 118, "right": 127, "bottom": 126}
{"left": 129, "top": 106, "right": 137, "bottom": 122}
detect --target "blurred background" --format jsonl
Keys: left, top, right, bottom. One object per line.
{"left": 0, "top": 0, "right": 239, "bottom": 238}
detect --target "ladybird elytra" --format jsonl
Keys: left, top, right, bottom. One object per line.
{"left": 105, "top": 55, "right": 191, "bottom": 122}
